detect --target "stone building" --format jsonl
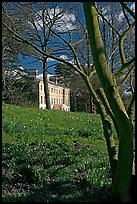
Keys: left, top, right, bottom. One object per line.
{"left": 27, "top": 69, "right": 70, "bottom": 111}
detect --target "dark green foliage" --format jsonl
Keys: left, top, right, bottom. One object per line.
{"left": 2, "top": 74, "right": 37, "bottom": 107}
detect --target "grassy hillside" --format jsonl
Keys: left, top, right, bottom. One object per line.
{"left": 2, "top": 104, "right": 113, "bottom": 202}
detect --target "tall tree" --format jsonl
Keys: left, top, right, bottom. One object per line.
{"left": 2, "top": 66, "right": 37, "bottom": 107}
{"left": 83, "top": 2, "right": 135, "bottom": 201}
{"left": 2, "top": 2, "right": 80, "bottom": 109}
{"left": 2, "top": 3, "right": 22, "bottom": 102}
{"left": 2, "top": 2, "right": 135, "bottom": 201}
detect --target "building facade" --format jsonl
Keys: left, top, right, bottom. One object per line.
{"left": 27, "top": 69, "right": 70, "bottom": 112}
{"left": 37, "top": 80, "right": 70, "bottom": 111}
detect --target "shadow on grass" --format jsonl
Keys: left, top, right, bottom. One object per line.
{"left": 2, "top": 178, "right": 113, "bottom": 202}
{"left": 2, "top": 142, "right": 113, "bottom": 202}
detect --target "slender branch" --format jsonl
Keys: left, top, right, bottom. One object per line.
{"left": 2, "top": 4, "right": 14, "bottom": 23}
{"left": 119, "top": 22, "right": 135, "bottom": 65}
{"left": 49, "top": 28, "right": 84, "bottom": 72}
{"left": 47, "top": 62, "right": 59, "bottom": 70}
{"left": 122, "top": 7, "right": 130, "bottom": 27}
{"left": 117, "top": 65, "right": 135, "bottom": 89}
{"left": 115, "top": 57, "right": 135, "bottom": 80}
{"left": 89, "top": 70, "right": 96, "bottom": 79}
{"left": 127, "top": 92, "right": 135, "bottom": 123}
{"left": 73, "top": 29, "right": 87, "bottom": 46}
{"left": 120, "top": 2, "right": 135, "bottom": 20}
{"left": 96, "top": 88, "right": 114, "bottom": 119}
{"left": 26, "top": 58, "right": 41, "bottom": 65}
{"left": 30, "top": 19, "right": 43, "bottom": 48}
{"left": 96, "top": 88, "right": 119, "bottom": 138}
{"left": 108, "top": 46, "right": 118, "bottom": 62}
{"left": 97, "top": 10, "right": 120, "bottom": 37}
{"left": 2, "top": 21, "right": 84, "bottom": 76}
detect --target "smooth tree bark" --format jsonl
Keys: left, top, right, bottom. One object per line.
{"left": 83, "top": 74, "right": 118, "bottom": 178}
{"left": 83, "top": 2, "right": 134, "bottom": 201}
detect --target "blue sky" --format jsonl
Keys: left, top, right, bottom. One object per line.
{"left": 18, "top": 2, "right": 85, "bottom": 75}
{"left": 18, "top": 2, "right": 135, "bottom": 75}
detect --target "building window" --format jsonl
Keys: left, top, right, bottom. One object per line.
{"left": 51, "top": 88, "right": 53, "bottom": 93}
{"left": 57, "top": 98, "right": 58, "bottom": 104}
{"left": 41, "top": 96, "right": 43, "bottom": 104}
{"left": 59, "top": 99, "right": 60, "bottom": 104}
{"left": 63, "top": 99, "right": 65, "bottom": 104}
{"left": 41, "top": 85, "right": 42, "bottom": 90}
{"left": 51, "top": 97, "right": 53, "bottom": 104}
{"left": 54, "top": 98, "right": 56, "bottom": 104}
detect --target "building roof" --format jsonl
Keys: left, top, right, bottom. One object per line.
{"left": 48, "top": 81, "right": 70, "bottom": 90}
{"left": 35, "top": 74, "right": 70, "bottom": 90}
{"left": 27, "top": 69, "right": 70, "bottom": 90}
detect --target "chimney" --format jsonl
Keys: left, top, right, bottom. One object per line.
{"left": 55, "top": 76, "right": 58, "bottom": 84}
{"left": 28, "top": 69, "right": 38, "bottom": 77}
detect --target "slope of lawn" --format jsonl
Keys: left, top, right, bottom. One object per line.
{"left": 2, "top": 103, "right": 113, "bottom": 202}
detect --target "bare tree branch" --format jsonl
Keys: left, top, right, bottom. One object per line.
{"left": 120, "top": 2, "right": 135, "bottom": 20}
{"left": 119, "top": 22, "right": 135, "bottom": 65}
{"left": 115, "top": 57, "right": 135, "bottom": 80}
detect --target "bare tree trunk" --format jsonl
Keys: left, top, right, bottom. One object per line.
{"left": 83, "top": 2, "right": 133, "bottom": 201}
{"left": 43, "top": 58, "right": 51, "bottom": 110}
{"left": 100, "top": 111, "right": 118, "bottom": 182}
{"left": 84, "top": 76, "right": 118, "bottom": 182}
{"left": 111, "top": 13, "right": 115, "bottom": 73}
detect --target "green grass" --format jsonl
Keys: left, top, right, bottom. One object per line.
{"left": 2, "top": 103, "right": 113, "bottom": 202}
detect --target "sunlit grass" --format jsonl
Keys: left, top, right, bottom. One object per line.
{"left": 2, "top": 103, "right": 113, "bottom": 202}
